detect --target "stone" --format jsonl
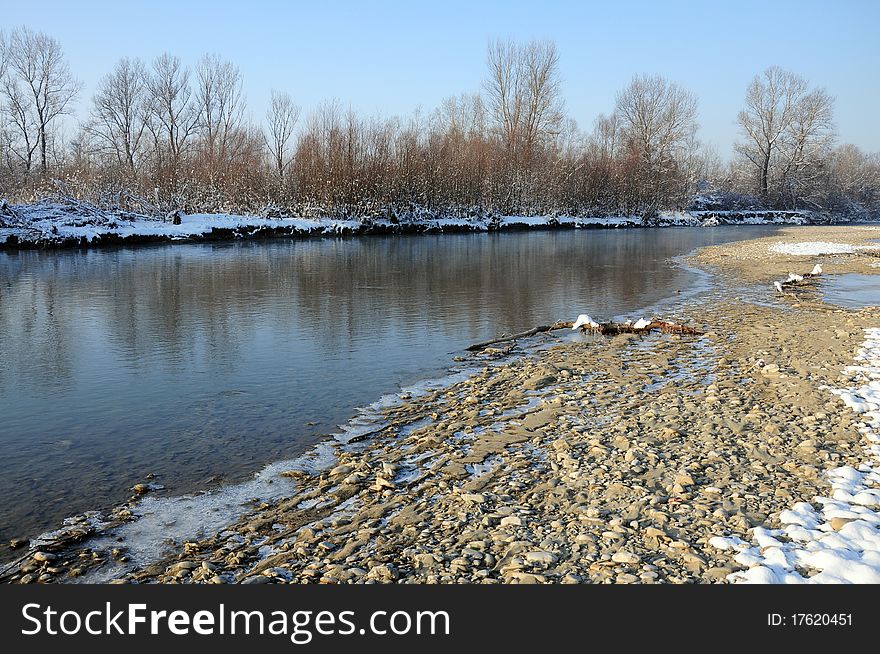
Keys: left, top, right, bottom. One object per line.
{"left": 32, "top": 552, "right": 57, "bottom": 563}
{"left": 615, "top": 573, "right": 639, "bottom": 584}
{"left": 366, "top": 563, "right": 399, "bottom": 582}
{"left": 524, "top": 551, "right": 558, "bottom": 565}
{"left": 461, "top": 493, "right": 486, "bottom": 504}
{"left": 674, "top": 473, "right": 695, "bottom": 487}
{"left": 611, "top": 550, "right": 640, "bottom": 565}
{"left": 830, "top": 517, "right": 855, "bottom": 531}
{"left": 500, "top": 516, "right": 523, "bottom": 527}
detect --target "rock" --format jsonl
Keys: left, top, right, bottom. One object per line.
{"left": 500, "top": 516, "right": 523, "bottom": 527}
{"left": 241, "top": 575, "right": 272, "bottom": 584}
{"left": 8, "top": 538, "right": 27, "bottom": 549}
{"left": 524, "top": 551, "right": 558, "bottom": 565}
{"left": 373, "top": 477, "right": 395, "bottom": 490}
{"left": 329, "top": 465, "right": 354, "bottom": 477}
{"left": 171, "top": 561, "right": 199, "bottom": 571}
{"left": 461, "top": 493, "right": 486, "bottom": 504}
{"left": 413, "top": 553, "right": 440, "bottom": 570}
{"left": 366, "top": 563, "right": 399, "bottom": 582}
{"left": 33, "top": 552, "right": 57, "bottom": 563}
{"left": 615, "top": 573, "right": 639, "bottom": 584}
{"left": 830, "top": 517, "right": 854, "bottom": 531}
{"left": 674, "top": 473, "right": 695, "bottom": 487}
{"left": 508, "top": 572, "right": 545, "bottom": 584}
{"left": 611, "top": 550, "right": 640, "bottom": 565}
{"left": 704, "top": 566, "right": 735, "bottom": 581}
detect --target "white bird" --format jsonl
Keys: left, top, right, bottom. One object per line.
{"left": 632, "top": 318, "right": 651, "bottom": 329}
{"left": 572, "top": 314, "right": 600, "bottom": 330}
{"left": 774, "top": 281, "right": 784, "bottom": 293}
{"left": 810, "top": 264, "right": 822, "bottom": 276}
{"left": 785, "top": 273, "right": 804, "bottom": 283}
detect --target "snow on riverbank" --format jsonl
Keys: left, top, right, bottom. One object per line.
{"left": 770, "top": 241, "right": 877, "bottom": 256}
{"left": 710, "top": 328, "right": 880, "bottom": 583}
{"left": 0, "top": 201, "right": 823, "bottom": 249}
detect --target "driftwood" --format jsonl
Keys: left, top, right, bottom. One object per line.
{"left": 466, "top": 320, "right": 574, "bottom": 351}
{"left": 775, "top": 265, "right": 823, "bottom": 294}
{"left": 467, "top": 318, "right": 702, "bottom": 351}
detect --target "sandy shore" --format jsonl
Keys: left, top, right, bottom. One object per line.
{"left": 7, "top": 225, "right": 880, "bottom": 584}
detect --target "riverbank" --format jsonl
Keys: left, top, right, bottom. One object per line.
{"left": 0, "top": 200, "right": 840, "bottom": 250}
{"left": 5, "top": 225, "right": 880, "bottom": 584}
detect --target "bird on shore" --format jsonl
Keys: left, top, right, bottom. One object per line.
{"left": 774, "top": 281, "right": 784, "bottom": 293}
{"left": 810, "top": 264, "right": 822, "bottom": 276}
{"left": 785, "top": 273, "right": 804, "bottom": 283}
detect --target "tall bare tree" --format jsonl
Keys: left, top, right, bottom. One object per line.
{"left": 736, "top": 66, "right": 834, "bottom": 203}
{"left": 614, "top": 74, "right": 698, "bottom": 209}
{"left": 264, "top": 89, "right": 300, "bottom": 181}
{"left": 195, "top": 54, "right": 247, "bottom": 165}
{"left": 484, "top": 39, "right": 563, "bottom": 165}
{"left": 87, "top": 57, "right": 148, "bottom": 172}
{"left": 0, "top": 27, "right": 80, "bottom": 177}
{"left": 615, "top": 74, "right": 698, "bottom": 171}
{"left": 145, "top": 53, "right": 196, "bottom": 169}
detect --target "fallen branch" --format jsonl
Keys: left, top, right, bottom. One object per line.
{"left": 466, "top": 321, "right": 573, "bottom": 351}
{"left": 585, "top": 320, "right": 703, "bottom": 336}
{"left": 466, "top": 318, "right": 702, "bottom": 351}
{"left": 774, "top": 265, "right": 822, "bottom": 294}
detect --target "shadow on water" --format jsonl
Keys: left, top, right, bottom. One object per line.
{"left": 0, "top": 226, "right": 776, "bottom": 545}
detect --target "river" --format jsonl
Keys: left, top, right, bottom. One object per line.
{"left": 0, "top": 226, "right": 777, "bottom": 547}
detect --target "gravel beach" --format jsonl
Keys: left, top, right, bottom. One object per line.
{"left": 7, "top": 225, "right": 880, "bottom": 584}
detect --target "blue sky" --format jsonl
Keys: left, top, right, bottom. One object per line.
{"left": 2, "top": 0, "right": 878, "bottom": 156}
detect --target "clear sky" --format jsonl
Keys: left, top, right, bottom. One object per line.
{"left": 2, "top": 0, "right": 878, "bottom": 157}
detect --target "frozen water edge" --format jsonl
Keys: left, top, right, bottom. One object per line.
{"left": 710, "top": 328, "right": 880, "bottom": 583}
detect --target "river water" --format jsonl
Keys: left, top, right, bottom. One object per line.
{"left": 0, "top": 226, "right": 776, "bottom": 546}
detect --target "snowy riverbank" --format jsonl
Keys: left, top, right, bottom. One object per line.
{"left": 0, "top": 201, "right": 833, "bottom": 250}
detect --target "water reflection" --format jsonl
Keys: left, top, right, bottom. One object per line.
{"left": 0, "top": 227, "right": 774, "bottom": 543}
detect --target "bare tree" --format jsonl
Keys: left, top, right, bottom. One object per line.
{"left": 735, "top": 66, "right": 834, "bottom": 201}
{"left": 87, "top": 57, "right": 148, "bottom": 172}
{"left": 781, "top": 88, "right": 835, "bottom": 206}
{"left": 614, "top": 74, "right": 698, "bottom": 209}
{"left": 264, "top": 89, "right": 300, "bottom": 181}
{"left": 145, "top": 53, "right": 196, "bottom": 169}
{"left": 484, "top": 39, "right": 563, "bottom": 165}
{"left": 615, "top": 74, "right": 698, "bottom": 172}
{"left": 0, "top": 27, "right": 80, "bottom": 177}
{"left": 194, "top": 54, "right": 247, "bottom": 164}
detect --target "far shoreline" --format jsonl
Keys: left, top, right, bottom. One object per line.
{"left": 1, "top": 204, "right": 865, "bottom": 251}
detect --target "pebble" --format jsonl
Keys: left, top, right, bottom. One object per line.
{"left": 33, "top": 552, "right": 57, "bottom": 562}
{"left": 611, "top": 550, "right": 640, "bottom": 565}
{"left": 524, "top": 551, "right": 558, "bottom": 565}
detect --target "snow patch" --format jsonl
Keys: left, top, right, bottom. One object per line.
{"left": 711, "top": 327, "right": 880, "bottom": 583}
{"left": 770, "top": 241, "right": 874, "bottom": 256}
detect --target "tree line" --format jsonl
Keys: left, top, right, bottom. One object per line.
{"left": 1, "top": 27, "right": 878, "bottom": 219}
